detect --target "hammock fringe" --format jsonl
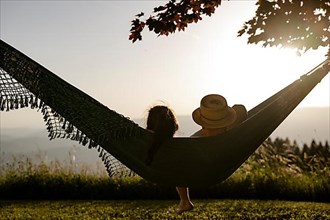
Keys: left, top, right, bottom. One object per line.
{"left": 0, "top": 64, "right": 131, "bottom": 177}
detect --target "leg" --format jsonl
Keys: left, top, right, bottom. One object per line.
{"left": 175, "top": 187, "right": 194, "bottom": 214}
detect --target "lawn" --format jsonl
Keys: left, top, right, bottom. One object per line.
{"left": 0, "top": 200, "right": 329, "bottom": 220}
{"left": 1, "top": 139, "right": 329, "bottom": 219}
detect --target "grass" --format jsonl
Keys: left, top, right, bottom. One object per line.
{"left": 0, "top": 200, "right": 329, "bottom": 220}
{"left": 0, "top": 138, "right": 329, "bottom": 201}
{"left": 0, "top": 138, "right": 329, "bottom": 219}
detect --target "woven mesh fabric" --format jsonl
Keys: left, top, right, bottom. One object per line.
{"left": 0, "top": 67, "right": 35, "bottom": 111}
{"left": 0, "top": 50, "right": 136, "bottom": 177}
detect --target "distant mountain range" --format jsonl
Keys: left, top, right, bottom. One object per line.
{"left": 0, "top": 107, "right": 329, "bottom": 167}
{"left": 270, "top": 107, "right": 329, "bottom": 146}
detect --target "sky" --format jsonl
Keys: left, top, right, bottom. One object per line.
{"left": 0, "top": 0, "right": 329, "bottom": 130}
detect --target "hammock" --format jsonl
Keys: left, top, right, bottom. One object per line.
{"left": 1, "top": 39, "right": 329, "bottom": 187}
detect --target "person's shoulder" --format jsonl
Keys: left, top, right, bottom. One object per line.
{"left": 191, "top": 129, "right": 203, "bottom": 137}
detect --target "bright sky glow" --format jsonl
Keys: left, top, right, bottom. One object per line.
{"left": 0, "top": 0, "right": 329, "bottom": 129}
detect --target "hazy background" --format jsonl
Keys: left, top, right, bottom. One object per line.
{"left": 1, "top": 107, "right": 329, "bottom": 169}
{"left": 0, "top": 1, "right": 329, "bottom": 168}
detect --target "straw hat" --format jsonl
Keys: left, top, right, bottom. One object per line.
{"left": 192, "top": 94, "right": 237, "bottom": 129}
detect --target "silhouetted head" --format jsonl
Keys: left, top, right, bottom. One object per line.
{"left": 145, "top": 105, "right": 178, "bottom": 165}
{"left": 147, "top": 105, "right": 178, "bottom": 137}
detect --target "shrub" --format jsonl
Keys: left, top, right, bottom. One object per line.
{"left": 0, "top": 138, "right": 329, "bottom": 201}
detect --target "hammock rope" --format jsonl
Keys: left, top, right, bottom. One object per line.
{"left": 0, "top": 40, "right": 137, "bottom": 177}
{"left": 1, "top": 39, "right": 329, "bottom": 187}
{"left": 0, "top": 66, "right": 134, "bottom": 177}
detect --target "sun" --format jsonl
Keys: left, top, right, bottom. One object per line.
{"left": 196, "top": 41, "right": 328, "bottom": 110}
{"left": 254, "top": 46, "right": 329, "bottom": 108}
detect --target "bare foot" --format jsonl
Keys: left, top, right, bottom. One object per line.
{"left": 176, "top": 202, "right": 194, "bottom": 214}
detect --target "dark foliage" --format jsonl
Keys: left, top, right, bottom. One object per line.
{"left": 238, "top": 0, "right": 330, "bottom": 57}
{"left": 129, "top": 0, "right": 330, "bottom": 57}
{"left": 129, "top": 0, "right": 222, "bottom": 42}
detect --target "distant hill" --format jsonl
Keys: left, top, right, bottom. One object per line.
{"left": 0, "top": 107, "right": 329, "bottom": 166}
{"left": 270, "top": 107, "right": 329, "bottom": 146}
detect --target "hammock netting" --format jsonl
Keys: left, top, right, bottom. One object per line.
{"left": 0, "top": 47, "right": 137, "bottom": 177}
{"left": 1, "top": 39, "right": 329, "bottom": 187}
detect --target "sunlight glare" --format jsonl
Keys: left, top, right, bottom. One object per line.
{"left": 197, "top": 39, "right": 328, "bottom": 111}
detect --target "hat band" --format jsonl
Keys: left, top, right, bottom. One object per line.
{"left": 200, "top": 107, "right": 229, "bottom": 121}
{"left": 200, "top": 113, "right": 228, "bottom": 123}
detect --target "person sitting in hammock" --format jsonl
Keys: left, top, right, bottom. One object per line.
{"left": 145, "top": 97, "right": 247, "bottom": 214}
{"left": 145, "top": 105, "right": 179, "bottom": 166}
{"left": 176, "top": 94, "right": 247, "bottom": 214}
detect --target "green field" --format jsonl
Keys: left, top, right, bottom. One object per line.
{"left": 0, "top": 200, "right": 329, "bottom": 220}
{"left": 1, "top": 139, "right": 329, "bottom": 219}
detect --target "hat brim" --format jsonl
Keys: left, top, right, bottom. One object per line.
{"left": 192, "top": 107, "right": 237, "bottom": 129}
